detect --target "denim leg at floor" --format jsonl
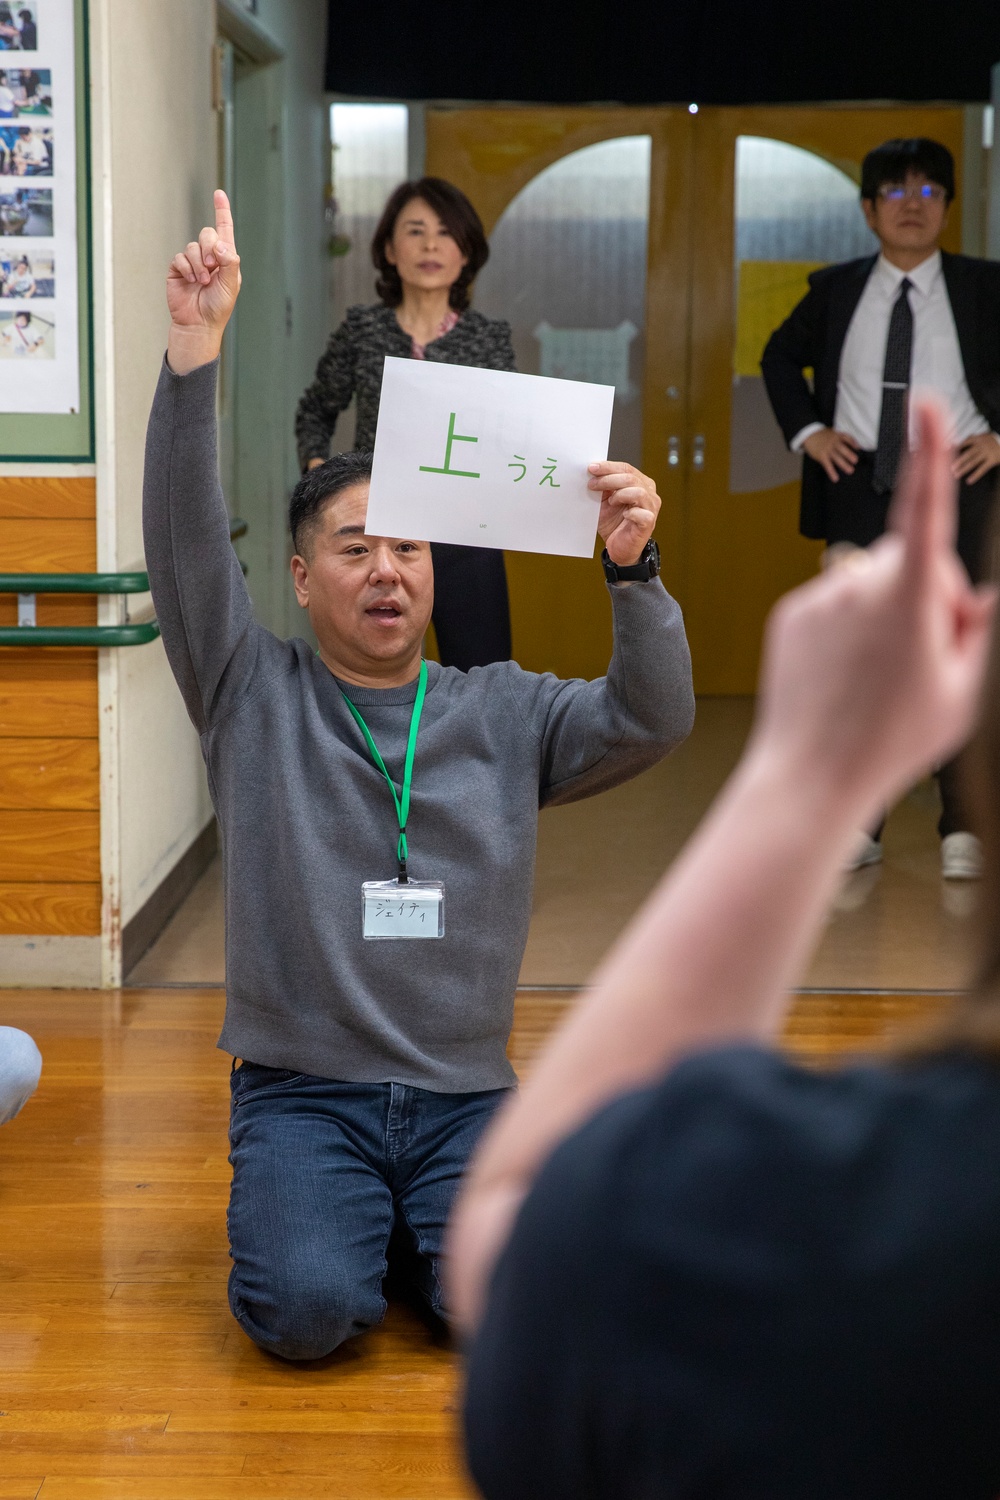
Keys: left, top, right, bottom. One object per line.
{"left": 226, "top": 1064, "right": 509, "bottom": 1360}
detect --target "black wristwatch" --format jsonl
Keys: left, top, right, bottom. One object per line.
{"left": 601, "top": 539, "right": 661, "bottom": 584}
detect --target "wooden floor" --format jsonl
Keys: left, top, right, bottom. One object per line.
{"left": 0, "top": 984, "right": 955, "bottom": 1499}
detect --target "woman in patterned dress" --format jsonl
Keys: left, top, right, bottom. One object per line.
{"left": 296, "top": 177, "right": 515, "bottom": 671}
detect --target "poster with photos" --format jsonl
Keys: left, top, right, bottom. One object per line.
{"left": 0, "top": 0, "right": 78, "bottom": 412}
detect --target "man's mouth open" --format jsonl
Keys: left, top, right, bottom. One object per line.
{"left": 366, "top": 602, "right": 403, "bottom": 624}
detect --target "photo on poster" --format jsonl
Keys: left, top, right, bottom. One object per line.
{"left": 0, "top": 183, "right": 51, "bottom": 233}
{"left": 0, "top": 246, "right": 52, "bottom": 296}
{"left": 0, "top": 66, "right": 50, "bottom": 115}
{"left": 0, "top": 124, "right": 51, "bottom": 174}
{"left": 0, "top": 5, "right": 38, "bottom": 52}
{"left": 0, "top": 305, "right": 53, "bottom": 357}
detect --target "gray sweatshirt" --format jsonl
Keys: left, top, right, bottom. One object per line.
{"left": 143, "top": 358, "right": 695, "bottom": 1093}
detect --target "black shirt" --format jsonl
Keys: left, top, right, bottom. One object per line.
{"left": 464, "top": 1045, "right": 1000, "bottom": 1500}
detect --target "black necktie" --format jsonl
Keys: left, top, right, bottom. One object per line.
{"left": 872, "top": 277, "right": 913, "bottom": 495}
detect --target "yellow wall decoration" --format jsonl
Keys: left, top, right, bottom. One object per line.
{"left": 733, "top": 261, "right": 824, "bottom": 377}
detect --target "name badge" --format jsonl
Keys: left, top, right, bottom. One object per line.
{"left": 362, "top": 879, "right": 445, "bottom": 940}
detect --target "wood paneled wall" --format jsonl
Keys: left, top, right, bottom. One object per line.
{"left": 0, "top": 476, "right": 101, "bottom": 937}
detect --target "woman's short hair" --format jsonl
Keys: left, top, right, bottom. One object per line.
{"left": 861, "top": 138, "right": 956, "bottom": 204}
{"left": 371, "top": 177, "right": 489, "bottom": 313}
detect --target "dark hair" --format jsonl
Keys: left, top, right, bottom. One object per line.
{"left": 371, "top": 177, "right": 489, "bottom": 312}
{"left": 861, "top": 138, "right": 955, "bottom": 204}
{"left": 289, "top": 450, "right": 373, "bottom": 554}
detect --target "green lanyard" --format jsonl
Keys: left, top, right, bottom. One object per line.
{"left": 341, "top": 659, "right": 428, "bottom": 884}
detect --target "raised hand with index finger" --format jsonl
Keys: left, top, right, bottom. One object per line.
{"left": 166, "top": 190, "right": 241, "bottom": 376}
{"left": 754, "top": 394, "right": 997, "bottom": 827}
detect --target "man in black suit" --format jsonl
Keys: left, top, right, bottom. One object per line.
{"left": 762, "top": 137, "right": 1000, "bottom": 879}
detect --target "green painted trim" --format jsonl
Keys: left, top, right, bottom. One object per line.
{"left": 0, "top": 0, "right": 95, "bottom": 461}
{"left": 0, "top": 620, "right": 160, "bottom": 646}
{"left": 0, "top": 571, "right": 149, "bottom": 592}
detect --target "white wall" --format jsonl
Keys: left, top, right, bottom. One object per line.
{"left": 90, "top": 0, "right": 332, "bottom": 981}
{"left": 91, "top": 0, "right": 217, "bottom": 981}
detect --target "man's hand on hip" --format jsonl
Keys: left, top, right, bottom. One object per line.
{"left": 953, "top": 432, "right": 1000, "bottom": 486}
{"left": 590, "top": 461, "right": 661, "bottom": 566}
{"left": 802, "top": 426, "right": 859, "bottom": 483}
{"left": 166, "top": 189, "right": 242, "bottom": 376}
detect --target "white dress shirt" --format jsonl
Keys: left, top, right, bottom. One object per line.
{"left": 791, "top": 250, "right": 995, "bottom": 453}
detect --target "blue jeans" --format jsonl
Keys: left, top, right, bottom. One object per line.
{"left": 0, "top": 1027, "right": 41, "bottom": 1126}
{"left": 227, "top": 1063, "right": 509, "bottom": 1361}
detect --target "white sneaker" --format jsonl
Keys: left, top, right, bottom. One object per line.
{"left": 846, "top": 832, "right": 883, "bottom": 872}
{"left": 941, "top": 832, "right": 983, "bottom": 880}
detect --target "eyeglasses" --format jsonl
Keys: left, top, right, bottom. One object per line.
{"left": 876, "top": 183, "right": 947, "bottom": 204}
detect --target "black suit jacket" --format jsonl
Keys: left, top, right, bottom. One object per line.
{"left": 760, "top": 251, "right": 1000, "bottom": 538}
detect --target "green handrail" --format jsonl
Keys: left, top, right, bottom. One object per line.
{"left": 0, "top": 621, "right": 161, "bottom": 647}
{"left": 0, "top": 570, "right": 155, "bottom": 647}
{"left": 0, "top": 518, "right": 247, "bottom": 647}
{"left": 0, "top": 572, "right": 150, "bottom": 593}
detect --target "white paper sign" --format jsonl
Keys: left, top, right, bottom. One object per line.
{"left": 366, "top": 357, "right": 615, "bottom": 557}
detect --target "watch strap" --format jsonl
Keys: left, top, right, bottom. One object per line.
{"left": 602, "top": 539, "right": 660, "bottom": 583}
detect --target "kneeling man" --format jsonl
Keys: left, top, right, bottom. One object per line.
{"left": 144, "top": 192, "right": 695, "bottom": 1360}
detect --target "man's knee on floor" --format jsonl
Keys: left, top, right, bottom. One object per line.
{"left": 0, "top": 1027, "right": 42, "bottom": 1126}
{"left": 229, "top": 1262, "right": 386, "bottom": 1360}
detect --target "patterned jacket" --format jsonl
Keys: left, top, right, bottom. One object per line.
{"left": 295, "top": 303, "right": 517, "bottom": 467}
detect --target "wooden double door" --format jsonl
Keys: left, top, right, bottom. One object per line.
{"left": 427, "top": 104, "right": 966, "bottom": 692}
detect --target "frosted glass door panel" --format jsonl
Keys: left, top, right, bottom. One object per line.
{"left": 329, "top": 104, "right": 408, "bottom": 322}
{"left": 474, "top": 136, "right": 651, "bottom": 467}
{"left": 326, "top": 104, "right": 408, "bottom": 450}
{"left": 731, "top": 136, "right": 878, "bottom": 494}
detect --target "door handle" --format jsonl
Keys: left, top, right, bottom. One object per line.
{"left": 667, "top": 435, "right": 680, "bottom": 467}
{"left": 692, "top": 435, "right": 705, "bottom": 470}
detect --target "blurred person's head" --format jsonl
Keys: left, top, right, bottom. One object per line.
{"left": 14, "top": 309, "right": 27, "bottom": 325}
{"left": 371, "top": 177, "right": 489, "bottom": 313}
{"left": 288, "top": 451, "right": 434, "bottom": 683}
{"left": 860, "top": 139, "right": 954, "bottom": 263}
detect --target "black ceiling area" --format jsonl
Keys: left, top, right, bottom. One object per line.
{"left": 325, "top": 1, "right": 1000, "bottom": 105}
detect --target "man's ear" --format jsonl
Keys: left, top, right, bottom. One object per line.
{"left": 290, "top": 552, "right": 309, "bottom": 608}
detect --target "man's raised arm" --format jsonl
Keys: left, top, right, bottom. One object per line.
{"left": 143, "top": 190, "right": 259, "bottom": 735}
{"left": 506, "top": 459, "right": 695, "bottom": 801}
